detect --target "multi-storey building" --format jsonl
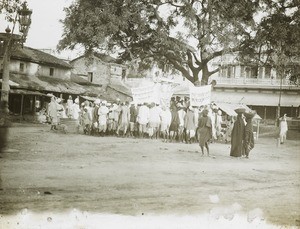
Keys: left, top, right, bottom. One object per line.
{"left": 209, "top": 53, "right": 300, "bottom": 120}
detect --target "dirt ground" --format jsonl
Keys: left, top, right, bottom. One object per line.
{"left": 0, "top": 123, "right": 299, "bottom": 228}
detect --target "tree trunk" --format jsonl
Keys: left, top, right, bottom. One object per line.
{"left": 200, "top": 64, "right": 210, "bottom": 85}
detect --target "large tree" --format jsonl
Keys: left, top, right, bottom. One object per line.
{"left": 240, "top": 0, "right": 300, "bottom": 67}
{"left": 58, "top": 0, "right": 260, "bottom": 85}
{"left": 244, "top": 0, "right": 300, "bottom": 118}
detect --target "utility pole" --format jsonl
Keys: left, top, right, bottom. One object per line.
{"left": 0, "top": 1, "right": 32, "bottom": 113}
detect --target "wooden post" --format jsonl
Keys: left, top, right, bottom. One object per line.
{"left": 256, "top": 120, "right": 260, "bottom": 140}
{"left": 20, "top": 94, "right": 24, "bottom": 122}
{"left": 264, "top": 106, "right": 267, "bottom": 120}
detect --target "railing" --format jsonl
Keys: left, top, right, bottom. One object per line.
{"left": 214, "top": 77, "right": 299, "bottom": 87}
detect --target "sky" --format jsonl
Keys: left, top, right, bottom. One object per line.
{"left": 1, "top": 0, "right": 79, "bottom": 59}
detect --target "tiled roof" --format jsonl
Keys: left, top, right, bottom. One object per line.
{"left": 107, "top": 79, "right": 132, "bottom": 97}
{"left": 9, "top": 73, "right": 85, "bottom": 95}
{"left": 11, "top": 47, "right": 72, "bottom": 69}
{"left": 70, "top": 52, "right": 120, "bottom": 64}
{"left": 93, "top": 53, "right": 117, "bottom": 63}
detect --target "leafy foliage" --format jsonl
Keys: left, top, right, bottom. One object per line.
{"left": 59, "top": 0, "right": 262, "bottom": 85}
{"left": 240, "top": 0, "right": 300, "bottom": 67}
{"left": 0, "top": 0, "right": 23, "bottom": 23}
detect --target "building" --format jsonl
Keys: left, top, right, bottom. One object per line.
{"left": 0, "top": 46, "right": 86, "bottom": 117}
{"left": 70, "top": 53, "right": 132, "bottom": 101}
{"left": 209, "top": 53, "right": 300, "bottom": 120}
{"left": 70, "top": 53, "right": 128, "bottom": 87}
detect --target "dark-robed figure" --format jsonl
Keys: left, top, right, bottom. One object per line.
{"left": 230, "top": 108, "right": 246, "bottom": 157}
{"left": 169, "top": 104, "right": 179, "bottom": 142}
{"left": 244, "top": 112, "right": 255, "bottom": 158}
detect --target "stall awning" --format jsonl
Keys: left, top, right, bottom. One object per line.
{"left": 80, "top": 95, "right": 97, "bottom": 102}
{"left": 215, "top": 102, "right": 237, "bottom": 116}
{"left": 212, "top": 90, "right": 300, "bottom": 107}
{"left": 9, "top": 89, "right": 50, "bottom": 96}
{"left": 9, "top": 73, "right": 86, "bottom": 95}
{"left": 0, "top": 79, "right": 19, "bottom": 87}
{"left": 214, "top": 102, "right": 262, "bottom": 119}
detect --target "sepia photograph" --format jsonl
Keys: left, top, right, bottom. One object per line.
{"left": 0, "top": 0, "right": 299, "bottom": 228}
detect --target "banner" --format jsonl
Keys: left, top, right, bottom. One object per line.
{"left": 189, "top": 85, "right": 211, "bottom": 107}
{"left": 154, "top": 83, "right": 173, "bottom": 107}
{"left": 131, "top": 85, "right": 155, "bottom": 104}
{"left": 131, "top": 83, "right": 174, "bottom": 106}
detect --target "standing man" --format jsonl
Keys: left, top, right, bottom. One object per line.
{"left": 129, "top": 102, "right": 138, "bottom": 137}
{"left": 117, "top": 101, "right": 130, "bottom": 137}
{"left": 66, "top": 95, "right": 73, "bottom": 118}
{"left": 279, "top": 114, "right": 288, "bottom": 144}
{"left": 98, "top": 101, "right": 109, "bottom": 136}
{"left": 148, "top": 102, "right": 161, "bottom": 139}
{"left": 160, "top": 106, "right": 172, "bottom": 142}
{"left": 185, "top": 106, "right": 196, "bottom": 144}
{"left": 177, "top": 104, "right": 186, "bottom": 142}
{"left": 91, "top": 99, "right": 100, "bottom": 135}
{"left": 137, "top": 102, "right": 150, "bottom": 138}
{"left": 47, "top": 96, "right": 58, "bottom": 130}
{"left": 198, "top": 109, "right": 212, "bottom": 156}
{"left": 230, "top": 108, "right": 246, "bottom": 157}
{"left": 169, "top": 104, "right": 179, "bottom": 142}
{"left": 71, "top": 98, "right": 81, "bottom": 133}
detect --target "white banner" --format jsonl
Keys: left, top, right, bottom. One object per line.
{"left": 131, "top": 85, "right": 155, "bottom": 104}
{"left": 189, "top": 85, "right": 211, "bottom": 107}
{"left": 131, "top": 83, "right": 174, "bottom": 106}
{"left": 153, "top": 83, "right": 174, "bottom": 107}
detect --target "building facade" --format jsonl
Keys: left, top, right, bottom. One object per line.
{"left": 0, "top": 47, "right": 81, "bottom": 117}
{"left": 210, "top": 53, "right": 300, "bottom": 120}
{"left": 70, "top": 53, "right": 127, "bottom": 88}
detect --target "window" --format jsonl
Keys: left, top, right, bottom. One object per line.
{"left": 227, "top": 66, "right": 232, "bottom": 78}
{"left": 49, "top": 67, "right": 54, "bottom": 76}
{"left": 122, "top": 69, "right": 126, "bottom": 80}
{"left": 251, "top": 66, "right": 258, "bottom": 78}
{"left": 19, "top": 63, "right": 25, "bottom": 72}
{"left": 88, "top": 72, "right": 93, "bottom": 82}
{"left": 265, "top": 66, "right": 271, "bottom": 78}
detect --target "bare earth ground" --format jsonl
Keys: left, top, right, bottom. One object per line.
{"left": 0, "top": 123, "right": 299, "bottom": 228}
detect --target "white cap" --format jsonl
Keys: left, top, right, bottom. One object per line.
{"left": 94, "top": 99, "right": 101, "bottom": 104}
{"left": 75, "top": 98, "right": 79, "bottom": 103}
{"left": 56, "top": 98, "right": 62, "bottom": 103}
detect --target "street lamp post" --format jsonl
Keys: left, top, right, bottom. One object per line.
{"left": 0, "top": 1, "right": 32, "bottom": 113}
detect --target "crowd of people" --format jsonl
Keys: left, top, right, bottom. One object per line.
{"left": 42, "top": 95, "right": 258, "bottom": 158}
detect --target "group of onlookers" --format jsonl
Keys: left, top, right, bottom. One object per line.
{"left": 43, "top": 95, "right": 240, "bottom": 154}
{"left": 43, "top": 95, "right": 290, "bottom": 159}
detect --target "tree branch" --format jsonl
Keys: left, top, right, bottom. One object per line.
{"left": 165, "top": 52, "right": 194, "bottom": 82}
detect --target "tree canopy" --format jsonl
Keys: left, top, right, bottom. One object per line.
{"left": 58, "top": 0, "right": 298, "bottom": 85}
{"left": 241, "top": 0, "right": 300, "bottom": 65}
{"left": 0, "top": 0, "right": 23, "bottom": 23}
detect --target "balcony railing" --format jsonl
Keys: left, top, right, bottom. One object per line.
{"left": 214, "top": 77, "right": 299, "bottom": 87}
